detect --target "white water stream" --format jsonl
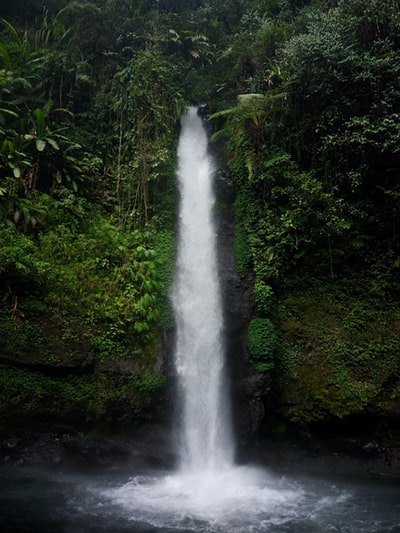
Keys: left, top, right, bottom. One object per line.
{"left": 172, "top": 106, "right": 233, "bottom": 474}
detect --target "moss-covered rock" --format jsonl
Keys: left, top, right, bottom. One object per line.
{"left": 0, "top": 190, "right": 175, "bottom": 433}
{"left": 0, "top": 362, "right": 167, "bottom": 432}
{"left": 247, "top": 317, "right": 277, "bottom": 372}
{"left": 274, "top": 276, "right": 400, "bottom": 429}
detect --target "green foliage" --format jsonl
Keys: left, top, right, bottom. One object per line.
{"left": 134, "top": 373, "right": 167, "bottom": 396}
{"left": 280, "top": 0, "right": 400, "bottom": 251}
{"left": 1, "top": 0, "right": 400, "bottom": 435}
{"left": 0, "top": 3, "right": 198, "bottom": 429}
{"left": 0, "top": 363, "right": 166, "bottom": 428}
{"left": 247, "top": 318, "right": 277, "bottom": 372}
{"left": 153, "top": 229, "right": 176, "bottom": 329}
{"left": 231, "top": 150, "right": 349, "bottom": 282}
{"left": 0, "top": 225, "right": 35, "bottom": 274}
{"left": 112, "top": 49, "right": 185, "bottom": 227}
{"left": 0, "top": 189, "right": 165, "bottom": 367}
{"left": 342, "top": 303, "right": 369, "bottom": 333}
{"left": 276, "top": 275, "right": 400, "bottom": 424}
{"left": 212, "top": 0, "right": 400, "bottom": 293}
{"left": 254, "top": 280, "right": 274, "bottom": 314}
{"left": 36, "top": 218, "right": 162, "bottom": 355}
{"left": 0, "top": 313, "right": 45, "bottom": 358}
{"left": 233, "top": 222, "right": 251, "bottom": 278}
{"left": 210, "top": 91, "right": 287, "bottom": 182}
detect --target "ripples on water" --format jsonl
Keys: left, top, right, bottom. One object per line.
{"left": 1, "top": 462, "right": 399, "bottom": 532}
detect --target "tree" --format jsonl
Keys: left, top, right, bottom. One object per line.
{"left": 281, "top": 0, "right": 400, "bottom": 255}
{"left": 112, "top": 49, "right": 185, "bottom": 227}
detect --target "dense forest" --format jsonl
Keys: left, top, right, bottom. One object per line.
{"left": 1, "top": 0, "right": 400, "bottom": 445}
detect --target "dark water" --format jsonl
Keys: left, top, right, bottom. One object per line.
{"left": 0, "top": 462, "right": 399, "bottom": 532}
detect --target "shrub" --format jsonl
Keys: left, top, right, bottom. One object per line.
{"left": 254, "top": 280, "right": 274, "bottom": 314}
{"left": 247, "top": 318, "right": 277, "bottom": 372}
{"left": 153, "top": 229, "right": 176, "bottom": 328}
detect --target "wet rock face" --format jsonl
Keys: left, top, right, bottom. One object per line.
{"left": 384, "top": 445, "right": 400, "bottom": 477}
{"left": 0, "top": 427, "right": 177, "bottom": 470}
{"left": 1, "top": 433, "right": 63, "bottom": 466}
{"left": 215, "top": 169, "right": 271, "bottom": 443}
{"left": 233, "top": 369, "right": 272, "bottom": 444}
{"left": 157, "top": 166, "right": 269, "bottom": 443}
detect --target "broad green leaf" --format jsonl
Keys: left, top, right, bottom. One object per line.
{"left": 36, "top": 138, "right": 46, "bottom": 152}
{"left": 46, "top": 138, "right": 59, "bottom": 151}
{"left": 0, "top": 107, "right": 18, "bottom": 117}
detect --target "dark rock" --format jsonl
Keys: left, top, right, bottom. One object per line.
{"left": 214, "top": 166, "right": 269, "bottom": 443}
{"left": 1, "top": 432, "right": 63, "bottom": 465}
{"left": 96, "top": 357, "right": 143, "bottom": 375}
{"left": 1, "top": 427, "right": 400, "bottom": 479}
{"left": 243, "top": 372, "right": 271, "bottom": 398}
{"left": 363, "top": 441, "right": 378, "bottom": 454}
{"left": 62, "top": 436, "right": 132, "bottom": 468}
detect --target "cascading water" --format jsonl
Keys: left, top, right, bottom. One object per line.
{"left": 92, "top": 107, "right": 400, "bottom": 532}
{"left": 102, "top": 109, "right": 307, "bottom": 525}
{"left": 172, "top": 106, "right": 233, "bottom": 474}
{"left": 1, "top": 106, "right": 396, "bottom": 533}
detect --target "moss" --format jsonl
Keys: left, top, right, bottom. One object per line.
{"left": 375, "top": 379, "right": 400, "bottom": 416}
{"left": 233, "top": 222, "right": 251, "bottom": 278}
{"left": 247, "top": 318, "right": 277, "bottom": 372}
{"left": 275, "top": 276, "right": 400, "bottom": 425}
{"left": 0, "top": 364, "right": 167, "bottom": 431}
{"left": 153, "top": 229, "right": 176, "bottom": 329}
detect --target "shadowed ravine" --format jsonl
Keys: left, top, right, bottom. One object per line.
{"left": 0, "top": 108, "right": 399, "bottom": 532}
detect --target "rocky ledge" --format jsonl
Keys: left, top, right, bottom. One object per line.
{"left": 1, "top": 427, "right": 400, "bottom": 480}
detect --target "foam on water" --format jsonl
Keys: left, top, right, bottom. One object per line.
{"left": 3, "top": 461, "right": 399, "bottom": 533}
{"left": 104, "top": 466, "right": 307, "bottom": 531}
{"left": 99, "top": 465, "right": 370, "bottom": 532}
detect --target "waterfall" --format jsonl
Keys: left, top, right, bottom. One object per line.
{"left": 172, "top": 106, "right": 233, "bottom": 473}
{"left": 105, "top": 108, "right": 308, "bottom": 530}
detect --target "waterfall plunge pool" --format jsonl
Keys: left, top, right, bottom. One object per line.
{"left": 1, "top": 457, "right": 399, "bottom": 532}
{"left": 3, "top": 108, "right": 398, "bottom": 532}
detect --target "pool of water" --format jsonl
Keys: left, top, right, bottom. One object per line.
{"left": 1, "top": 461, "right": 399, "bottom": 532}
